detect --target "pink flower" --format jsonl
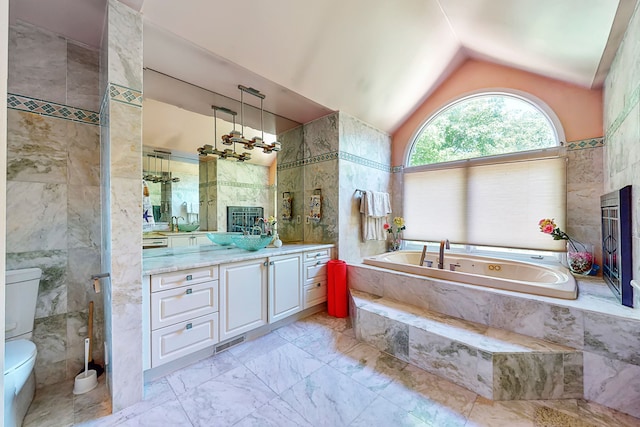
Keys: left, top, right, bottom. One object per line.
{"left": 542, "top": 224, "right": 554, "bottom": 234}
{"left": 383, "top": 223, "right": 390, "bottom": 230}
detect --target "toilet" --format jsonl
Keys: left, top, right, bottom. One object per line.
{"left": 4, "top": 267, "right": 41, "bottom": 427}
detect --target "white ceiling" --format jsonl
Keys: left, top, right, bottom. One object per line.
{"left": 9, "top": 0, "right": 638, "bottom": 134}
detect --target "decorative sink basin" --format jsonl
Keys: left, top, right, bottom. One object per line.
{"left": 231, "top": 234, "right": 273, "bottom": 251}
{"left": 177, "top": 223, "right": 200, "bottom": 232}
{"left": 207, "top": 232, "right": 242, "bottom": 246}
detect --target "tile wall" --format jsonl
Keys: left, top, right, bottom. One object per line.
{"left": 277, "top": 112, "right": 392, "bottom": 260}
{"left": 338, "top": 113, "right": 392, "bottom": 261}
{"left": 598, "top": 0, "right": 640, "bottom": 416}
{"left": 6, "top": 20, "right": 103, "bottom": 387}
{"left": 604, "top": 0, "right": 640, "bottom": 275}
{"left": 199, "top": 158, "right": 274, "bottom": 232}
{"left": 100, "top": 0, "right": 144, "bottom": 411}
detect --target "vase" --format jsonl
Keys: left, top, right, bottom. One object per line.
{"left": 389, "top": 235, "right": 401, "bottom": 251}
{"left": 567, "top": 241, "right": 594, "bottom": 275}
{"left": 272, "top": 233, "right": 282, "bottom": 248}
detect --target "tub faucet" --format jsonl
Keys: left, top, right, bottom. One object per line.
{"left": 438, "top": 239, "right": 450, "bottom": 269}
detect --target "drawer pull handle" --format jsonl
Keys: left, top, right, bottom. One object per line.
{"left": 186, "top": 323, "right": 193, "bottom": 330}
{"left": 264, "top": 261, "right": 268, "bottom": 266}
{"left": 270, "top": 261, "right": 274, "bottom": 265}
{"left": 316, "top": 261, "right": 321, "bottom": 266}
{"left": 316, "top": 283, "right": 321, "bottom": 287}
{"left": 186, "top": 274, "right": 193, "bottom": 281}
{"left": 186, "top": 288, "right": 193, "bottom": 295}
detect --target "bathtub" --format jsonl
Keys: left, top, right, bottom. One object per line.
{"left": 362, "top": 250, "right": 577, "bottom": 299}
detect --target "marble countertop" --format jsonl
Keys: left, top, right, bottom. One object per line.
{"left": 143, "top": 242, "right": 334, "bottom": 275}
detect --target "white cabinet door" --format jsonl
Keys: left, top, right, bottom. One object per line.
{"left": 219, "top": 258, "right": 268, "bottom": 341}
{"left": 169, "top": 235, "right": 192, "bottom": 247}
{"left": 268, "top": 253, "right": 303, "bottom": 323}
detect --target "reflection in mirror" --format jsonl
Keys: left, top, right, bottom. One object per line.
{"left": 143, "top": 150, "right": 199, "bottom": 226}
{"left": 142, "top": 70, "right": 303, "bottom": 235}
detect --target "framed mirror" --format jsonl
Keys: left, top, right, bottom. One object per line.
{"left": 142, "top": 69, "right": 302, "bottom": 233}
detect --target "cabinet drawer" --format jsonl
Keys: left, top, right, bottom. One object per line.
{"left": 304, "top": 259, "right": 329, "bottom": 284}
{"left": 151, "top": 281, "right": 218, "bottom": 330}
{"left": 304, "top": 280, "right": 327, "bottom": 309}
{"left": 304, "top": 248, "right": 332, "bottom": 262}
{"left": 151, "top": 313, "right": 218, "bottom": 367}
{"left": 151, "top": 266, "right": 218, "bottom": 292}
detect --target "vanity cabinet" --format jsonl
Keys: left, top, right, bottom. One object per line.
{"left": 267, "top": 253, "right": 303, "bottom": 323}
{"left": 303, "top": 248, "right": 332, "bottom": 309}
{"left": 219, "top": 258, "right": 268, "bottom": 341}
{"left": 149, "top": 266, "right": 219, "bottom": 367}
{"left": 144, "top": 244, "right": 333, "bottom": 372}
{"left": 169, "top": 233, "right": 210, "bottom": 247}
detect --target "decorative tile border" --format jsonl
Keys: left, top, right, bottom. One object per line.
{"left": 278, "top": 151, "right": 340, "bottom": 171}
{"left": 218, "top": 181, "right": 274, "bottom": 190}
{"left": 607, "top": 83, "right": 640, "bottom": 137}
{"left": 109, "top": 83, "right": 143, "bottom": 107}
{"left": 278, "top": 150, "right": 391, "bottom": 173}
{"left": 339, "top": 151, "right": 391, "bottom": 172}
{"left": 566, "top": 137, "right": 604, "bottom": 151}
{"left": 7, "top": 93, "right": 100, "bottom": 125}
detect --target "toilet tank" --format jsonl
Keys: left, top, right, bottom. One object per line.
{"left": 5, "top": 268, "right": 42, "bottom": 340}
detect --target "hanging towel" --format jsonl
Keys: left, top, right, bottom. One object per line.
{"left": 370, "top": 191, "right": 391, "bottom": 217}
{"left": 281, "top": 196, "right": 292, "bottom": 221}
{"left": 142, "top": 180, "right": 155, "bottom": 232}
{"left": 308, "top": 195, "right": 321, "bottom": 222}
{"left": 359, "top": 190, "right": 392, "bottom": 241}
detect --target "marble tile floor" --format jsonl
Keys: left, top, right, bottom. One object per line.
{"left": 24, "top": 311, "right": 640, "bottom": 427}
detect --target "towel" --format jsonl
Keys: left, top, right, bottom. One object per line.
{"left": 360, "top": 191, "right": 391, "bottom": 217}
{"left": 308, "top": 195, "right": 321, "bottom": 222}
{"left": 142, "top": 180, "right": 155, "bottom": 232}
{"left": 281, "top": 197, "right": 292, "bottom": 221}
{"left": 359, "top": 190, "right": 392, "bottom": 241}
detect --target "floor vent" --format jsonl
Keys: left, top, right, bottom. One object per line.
{"left": 215, "top": 336, "right": 245, "bottom": 353}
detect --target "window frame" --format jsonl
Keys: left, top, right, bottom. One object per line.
{"left": 404, "top": 89, "right": 566, "bottom": 167}
{"left": 401, "top": 90, "right": 567, "bottom": 259}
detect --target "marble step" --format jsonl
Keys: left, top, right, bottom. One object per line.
{"left": 350, "top": 289, "right": 583, "bottom": 401}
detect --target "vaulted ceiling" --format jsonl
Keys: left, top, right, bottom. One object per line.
{"left": 9, "top": 0, "right": 638, "bottom": 133}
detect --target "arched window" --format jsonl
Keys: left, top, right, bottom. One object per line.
{"left": 408, "top": 92, "right": 559, "bottom": 166}
{"left": 403, "top": 92, "right": 567, "bottom": 252}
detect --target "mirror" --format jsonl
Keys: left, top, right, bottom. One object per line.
{"left": 143, "top": 150, "right": 199, "bottom": 225}
{"left": 142, "top": 70, "right": 302, "bottom": 233}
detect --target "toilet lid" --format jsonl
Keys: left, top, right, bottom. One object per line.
{"left": 4, "top": 340, "right": 37, "bottom": 375}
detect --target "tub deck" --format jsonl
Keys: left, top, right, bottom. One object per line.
{"left": 363, "top": 250, "right": 577, "bottom": 299}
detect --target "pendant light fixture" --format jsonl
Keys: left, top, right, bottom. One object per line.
{"left": 143, "top": 150, "right": 180, "bottom": 182}
{"left": 198, "top": 85, "right": 281, "bottom": 161}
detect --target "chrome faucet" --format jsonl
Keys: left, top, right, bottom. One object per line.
{"left": 171, "top": 216, "right": 183, "bottom": 232}
{"left": 255, "top": 217, "right": 266, "bottom": 235}
{"left": 438, "top": 239, "right": 450, "bottom": 269}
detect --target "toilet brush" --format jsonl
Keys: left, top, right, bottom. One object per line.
{"left": 73, "top": 338, "right": 98, "bottom": 394}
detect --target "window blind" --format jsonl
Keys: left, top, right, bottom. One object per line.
{"left": 403, "top": 156, "right": 566, "bottom": 251}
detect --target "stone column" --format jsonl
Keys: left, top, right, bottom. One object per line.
{"left": 100, "top": 0, "right": 144, "bottom": 411}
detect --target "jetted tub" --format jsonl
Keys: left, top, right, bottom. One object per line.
{"left": 363, "top": 250, "right": 577, "bottom": 299}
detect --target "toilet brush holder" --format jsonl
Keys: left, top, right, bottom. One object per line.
{"left": 73, "top": 338, "right": 97, "bottom": 394}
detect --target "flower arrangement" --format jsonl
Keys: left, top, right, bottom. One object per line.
{"left": 384, "top": 217, "right": 406, "bottom": 251}
{"left": 266, "top": 216, "right": 277, "bottom": 235}
{"left": 539, "top": 218, "right": 593, "bottom": 274}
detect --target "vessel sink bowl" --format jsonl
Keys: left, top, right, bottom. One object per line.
{"left": 231, "top": 234, "right": 273, "bottom": 251}
{"left": 207, "top": 232, "right": 242, "bottom": 246}
{"left": 177, "top": 223, "right": 200, "bottom": 232}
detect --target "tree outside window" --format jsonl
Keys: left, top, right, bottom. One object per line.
{"left": 409, "top": 94, "right": 557, "bottom": 166}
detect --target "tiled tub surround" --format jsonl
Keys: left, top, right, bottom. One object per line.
{"left": 351, "top": 290, "right": 582, "bottom": 401}
{"left": 348, "top": 263, "right": 640, "bottom": 418}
